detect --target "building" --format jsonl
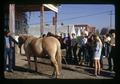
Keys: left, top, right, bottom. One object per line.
{"left": 15, "top": 12, "right": 29, "bottom": 34}
{"left": 4, "top": 5, "right": 29, "bottom": 35}
{"left": 28, "top": 24, "right": 96, "bottom": 37}
{"left": 74, "top": 24, "right": 96, "bottom": 33}
{"left": 28, "top": 24, "right": 55, "bottom": 37}
{"left": 4, "top": 4, "right": 59, "bottom": 36}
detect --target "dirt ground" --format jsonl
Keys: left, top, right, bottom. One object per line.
{"left": 4, "top": 47, "right": 115, "bottom": 79}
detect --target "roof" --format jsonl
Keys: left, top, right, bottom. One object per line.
{"left": 5, "top": 4, "right": 58, "bottom": 12}
{"left": 16, "top": 4, "right": 58, "bottom": 12}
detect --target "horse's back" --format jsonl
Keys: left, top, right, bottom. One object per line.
{"left": 42, "top": 36, "right": 61, "bottom": 55}
{"left": 30, "top": 38, "right": 43, "bottom": 56}
{"left": 43, "top": 36, "right": 60, "bottom": 45}
{"left": 43, "top": 36, "right": 60, "bottom": 48}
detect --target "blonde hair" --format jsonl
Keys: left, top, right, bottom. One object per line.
{"left": 96, "top": 35, "right": 102, "bottom": 48}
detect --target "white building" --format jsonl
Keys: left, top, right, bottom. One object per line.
{"left": 28, "top": 24, "right": 93, "bottom": 37}
{"left": 28, "top": 24, "right": 77, "bottom": 37}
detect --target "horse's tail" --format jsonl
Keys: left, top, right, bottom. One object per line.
{"left": 56, "top": 43, "right": 62, "bottom": 74}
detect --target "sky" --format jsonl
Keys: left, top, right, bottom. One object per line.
{"left": 27, "top": 4, "right": 115, "bottom": 31}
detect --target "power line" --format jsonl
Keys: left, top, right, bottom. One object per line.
{"left": 109, "top": 10, "right": 114, "bottom": 29}
{"left": 29, "top": 10, "right": 114, "bottom": 25}
{"left": 58, "top": 10, "right": 113, "bottom": 22}
{"left": 48, "top": 10, "right": 113, "bottom": 24}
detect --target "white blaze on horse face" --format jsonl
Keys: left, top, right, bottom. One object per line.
{"left": 15, "top": 35, "right": 19, "bottom": 42}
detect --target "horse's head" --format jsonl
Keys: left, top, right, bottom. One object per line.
{"left": 18, "top": 35, "right": 29, "bottom": 54}
{"left": 18, "top": 34, "right": 35, "bottom": 55}
{"left": 18, "top": 35, "right": 36, "bottom": 47}
{"left": 18, "top": 35, "right": 26, "bottom": 46}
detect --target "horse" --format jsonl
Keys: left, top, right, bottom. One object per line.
{"left": 18, "top": 34, "right": 31, "bottom": 55}
{"left": 18, "top": 35, "right": 62, "bottom": 78}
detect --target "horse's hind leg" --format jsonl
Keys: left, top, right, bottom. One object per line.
{"left": 51, "top": 68, "right": 56, "bottom": 78}
{"left": 50, "top": 56, "right": 60, "bottom": 78}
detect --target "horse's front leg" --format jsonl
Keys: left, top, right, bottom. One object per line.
{"left": 27, "top": 55, "right": 31, "bottom": 71}
{"left": 18, "top": 45, "right": 22, "bottom": 55}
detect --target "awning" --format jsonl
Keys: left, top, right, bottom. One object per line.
{"left": 43, "top": 4, "right": 58, "bottom": 13}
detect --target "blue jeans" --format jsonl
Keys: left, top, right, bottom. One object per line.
{"left": 11, "top": 47, "right": 15, "bottom": 69}
{"left": 4, "top": 48, "right": 13, "bottom": 71}
{"left": 104, "top": 42, "right": 111, "bottom": 57}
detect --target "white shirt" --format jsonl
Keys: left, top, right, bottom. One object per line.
{"left": 84, "top": 30, "right": 88, "bottom": 36}
{"left": 105, "top": 36, "right": 111, "bottom": 42}
{"left": 83, "top": 37, "right": 87, "bottom": 44}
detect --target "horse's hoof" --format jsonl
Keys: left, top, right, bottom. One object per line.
{"left": 56, "top": 75, "right": 62, "bottom": 79}
{"left": 50, "top": 75, "right": 57, "bottom": 79}
{"left": 51, "top": 75, "right": 62, "bottom": 79}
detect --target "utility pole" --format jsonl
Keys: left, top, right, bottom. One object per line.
{"left": 54, "top": 12, "right": 57, "bottom": 35}
{"left": 40, "top": 4, "right": 44, "bottom": 36}
{"left": 110, "top": 10, "right": 112, "bottom": 29}
{"left": 53, "top": 12, "right": 57, "bottom": 35}
{"left": 68, "top": 25, "right": 69, "bottom": 34}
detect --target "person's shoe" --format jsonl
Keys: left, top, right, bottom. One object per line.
{"left": 8, "top": 69, "right": 13, "bottom": 72}
{"left": 97, "top": 72, "right": 100, "bottom": 75}
{"left": 5, "top": 68, "right": 8, "bottom": 71}
{"left": 103, "top": 56, "right": 105, "bottom": 58}
{"left": 94, "top": 74, "right": 98, "bottom": 77}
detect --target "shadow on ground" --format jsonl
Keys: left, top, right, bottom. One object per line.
{"left": 76, "top": 66, "right": 114, "bottom": 78}
{"left": 14, "top": 66, "right": 52, "bottom": 78}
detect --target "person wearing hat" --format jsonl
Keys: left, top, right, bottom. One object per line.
{"left": 4, "top": 29, "right": 18, "bottom": 72}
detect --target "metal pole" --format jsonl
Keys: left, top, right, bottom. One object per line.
{"left": 110, "top": 10, "right": 112, "bottom": 29}
{"left": 40, "top": 4, "right": 44, "bottom": 36}
{"left": 68, "top": 25, "right": 69, "bottom": 34}
{"left": 55, "top": 12, "right": 57, "bottom": 35}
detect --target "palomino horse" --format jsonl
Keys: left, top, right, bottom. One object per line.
{"left": 18, "top": 35, "right": 62, "bottom": 78}
{"left": 18, "top": 34, "right": 32, "bottom": 55}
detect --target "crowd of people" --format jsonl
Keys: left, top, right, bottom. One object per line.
{"left": 44, "top": 30, "right": 116, "bottom": 76}
{"left": 4, "top": 29, "right": 116, "bottom": 77}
